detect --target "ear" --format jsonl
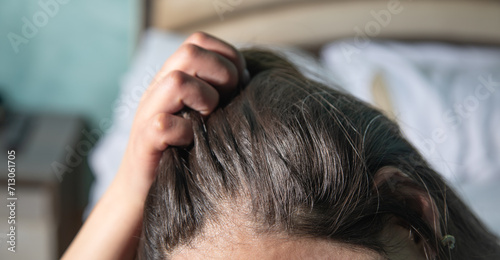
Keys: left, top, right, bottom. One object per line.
{"left": 373, "top": 166, "right": 442, "bottom": 240}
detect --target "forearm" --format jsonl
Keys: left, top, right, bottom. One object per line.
{"left": 62, "top": 172, "right": 149, "bottom": 260}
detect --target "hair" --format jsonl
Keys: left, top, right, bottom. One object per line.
{"left": 138, "top": 49, "right": 500, "bottom": 259}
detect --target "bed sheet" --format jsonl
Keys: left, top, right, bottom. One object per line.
{"left": 321, "top": 40, "right": 500, "bottom": 185}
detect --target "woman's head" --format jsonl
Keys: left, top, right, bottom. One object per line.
{"left": 139, "top": 50, "right": 499, "bottom": 259}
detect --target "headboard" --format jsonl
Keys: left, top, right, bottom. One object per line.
{"left": 144, "top": 0, "right": 500, "bottom": 48}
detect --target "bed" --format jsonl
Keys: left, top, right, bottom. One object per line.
{"left": 144, "top": 0, "right": 500, "bottom": 48}
{"left": 87, "top": 0, "right": 500, "bottom": 237}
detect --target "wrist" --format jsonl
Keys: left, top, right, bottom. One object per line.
{"left": 112, "top": 167, "right": 153, "bottom": 208}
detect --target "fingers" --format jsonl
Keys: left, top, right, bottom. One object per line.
{"left": 135, "top": 32, "right": 245, "bottom": 154}
{"left": 143, "top": 113, "right": 194, "bottom": 153}
{"left": 137, "top": 71, "right": 217, "bottom": 155}
{"left": 119, "top": 32, "right": 245, "bottom": 190}
{"left": 159, "top": 43, "right": 237, "bottom": 93}
{"left": 145, "top": 70, "right": 220, "bottom": 116}
{"left": 177, "top": 43, "right": 239, "bottom": 92}
{"left": 185, "top": 32, "right": 247, "bottom": 79}
{"left": 155, "top": 32, "right": 247, "bottom": 95}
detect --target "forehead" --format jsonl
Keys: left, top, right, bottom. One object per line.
{"left": 170, "top": 204, "right": 384, "bottom": 260}
{"left": 171, "top": 234, "right": 383, "bottom": 260}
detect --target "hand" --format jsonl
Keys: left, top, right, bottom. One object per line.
{"left": 117, "top": 32, "right": 248, "bottom": 196}
{"left": 63, "top": 32, "right": 248, "bottom": 260}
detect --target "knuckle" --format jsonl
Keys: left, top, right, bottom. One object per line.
{"left": 165, "top": 70, "right": 188, "bottom": 88}
{"left": 153, "top": 113, "right": 173, "bottom": 132}
{"left": 180, "top": 43, "right": 202, "bottom": 58}
{"left": 187, "top": 31, "right": 210, "bottom": 44}
{"left": 218, "top": 64, "right": 237, "bottom": 85}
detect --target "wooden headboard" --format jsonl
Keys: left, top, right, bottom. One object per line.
{"left": 144, "top": 0, "right": 500, "bottom": 47}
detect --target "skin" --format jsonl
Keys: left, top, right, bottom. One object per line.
{"left": 172, "top": 236, "right": 386, "bottom": 260}
{"left": 170, "top": 208, "right": 427, "bottom": 260}
{"left": 62, "top": 32, "right": 429, "bottom": 259}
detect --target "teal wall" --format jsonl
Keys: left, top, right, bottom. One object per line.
{"left": 0, "top": 0, "right": 138, "bottom": 128}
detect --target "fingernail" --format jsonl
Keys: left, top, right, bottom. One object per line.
{"left": 243, "top": 69, "right": 250, "bottom": 85}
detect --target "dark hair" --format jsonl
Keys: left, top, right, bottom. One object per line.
{"left": 138, "top": 50, "right": 500, "bottom": 259}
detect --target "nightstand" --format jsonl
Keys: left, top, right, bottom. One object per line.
{"left": 0, "top": 113, "right": 91, "bottom": 259}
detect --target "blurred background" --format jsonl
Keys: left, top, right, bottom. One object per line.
{"left": 0, "top": 0, "right": 499, "bottom": 259}
{"left": 0, "top": 0, "right": 139, "bottom": 259}
{"left": 0, "top": 0, "right": 138, "bottom": 129}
